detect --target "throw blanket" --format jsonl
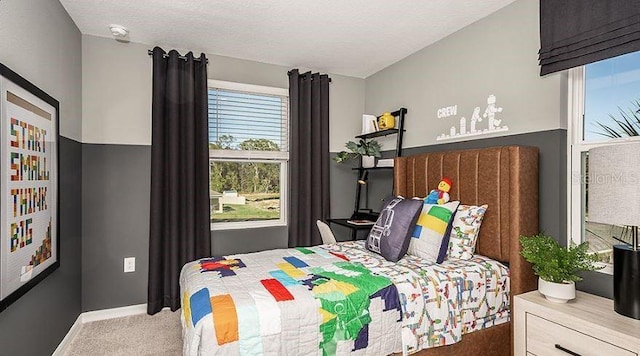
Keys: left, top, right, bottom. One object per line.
{"left": 180, "top": 242, "right": 509, "bottom": 355}
{"left": 327, "top": 242, "right": 510, "bottom": 353}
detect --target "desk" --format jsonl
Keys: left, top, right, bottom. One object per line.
{"left": 326, "top": 218, "right": 374, "bottom": 241}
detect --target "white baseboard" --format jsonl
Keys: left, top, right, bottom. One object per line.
{"left": 53, "top": 303, "right": 157, "bottom": 355}
{"left": 81, "top": 303, "right": 148, "bottom": 323}
{"left": 52, "top": 316, "right": 82, "bottom": 356}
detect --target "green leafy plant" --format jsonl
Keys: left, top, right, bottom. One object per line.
{"left": 519, "top": 233, "right": 602, "bottom": 283}
{"left": 333, "top": 139, "right": 382, "bottom": 163}
{"left": 593, "top": 99, "right": 640, "bottom": 138}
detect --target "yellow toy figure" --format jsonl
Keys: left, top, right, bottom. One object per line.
{"left": 425, "top": 178, "right": 452, "bottom": 205}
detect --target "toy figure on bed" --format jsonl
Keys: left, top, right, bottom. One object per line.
{"left": 426, "top": 178, "right": 452, "bottom": 204}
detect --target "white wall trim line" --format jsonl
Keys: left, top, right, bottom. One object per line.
{"left": 81, "top": 303, "right": 148, "bottom": 323}
{"left": 208, "top": 79, "right": 288, "bottom": 96}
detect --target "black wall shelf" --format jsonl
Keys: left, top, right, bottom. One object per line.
{"left": 328, "top": 108, "right": 407, "bottom": 240}
{"left": 355, "top": 128, "right": 402, "bottom": 140}
{"left": 353, "top": 108, "right": 406, "bottom": 215}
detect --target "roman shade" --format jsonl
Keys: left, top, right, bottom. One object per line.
{"left": 539, "top": 0, "right": 640, "bottom": 76}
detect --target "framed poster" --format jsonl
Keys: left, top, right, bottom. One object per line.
{"left": 0, "top": 63, "right": 59, "bottom": 313}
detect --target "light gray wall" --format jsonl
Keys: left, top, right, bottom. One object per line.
{"left": 0, "top": 1, "right": 82, "bottom": 141}
{"left": 82, "top": 35, "right": 364, "bottom": 152}
{"left": 331, "top": 0, "right": 565, "bottom": 228}
{"left": 343, "top": 0, "right": 567, "bottom": 222}
{"left": 80, "top": 34, "right": 365, "bottom": 310}
{"left": 331, "top": 0, "right": 610, "bottom": 298}
{"left": 81, "top": 37, "right": 152, "bottom": 146}
{"left": 364, "top": 0, "right": 565, "bottom": 151}
{"left": 0, "top": 0, "right": 83, "bottom": 355}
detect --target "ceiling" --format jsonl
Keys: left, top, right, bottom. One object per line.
{"left": 60, "top": 0, "right": 517, "bottom": 78}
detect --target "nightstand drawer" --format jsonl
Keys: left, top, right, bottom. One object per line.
{"left": 527, "top": 314, "right": 635, "bottom": 356}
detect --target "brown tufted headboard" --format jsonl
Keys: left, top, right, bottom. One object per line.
{"left": 394, "top": 145, "right": 538, "bottom": 298}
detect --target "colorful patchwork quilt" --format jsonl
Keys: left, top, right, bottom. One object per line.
{"left": 180, "top": 241, "right": 510, "bottom": 355}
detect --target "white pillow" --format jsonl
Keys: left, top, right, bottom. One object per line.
{"left": 447, "top": 204, "right": 488, "bottom": 260}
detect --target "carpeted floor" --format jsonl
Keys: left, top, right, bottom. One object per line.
{"left": 66, "top": 310, "right": 182, "bottom": 355}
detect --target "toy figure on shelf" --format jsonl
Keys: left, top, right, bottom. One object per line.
{"left": 426, "top": 178, "right": 452, "bottom": 205}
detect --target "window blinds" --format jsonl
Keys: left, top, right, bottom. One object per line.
{"left": 208, "top": 88, "right": 289, "bottom": 152}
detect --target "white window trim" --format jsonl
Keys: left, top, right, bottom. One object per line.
{"left": 208, "top": 79, "right": 288, "bottom": 97}
{"left": 208, "top": 80, "right": 289, "bottom": 231}
{"left": 567, "top": 66, "right": 584, "bottom": 250}
{"left": 567, "top": 67, "right": 640, "bottom": 274}
{"left": 209, "top": 149, "right": 289, "bottom": 161}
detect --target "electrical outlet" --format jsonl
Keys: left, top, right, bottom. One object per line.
{"left": 124, "top": 257, "right": 135, "bottom": 273}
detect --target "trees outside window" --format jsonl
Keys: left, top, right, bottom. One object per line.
{"left": 208, "top": 81, "right": 289, "bottom": 229}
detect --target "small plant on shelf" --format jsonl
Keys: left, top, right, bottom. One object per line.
{"left": 333, "top": 139, "right": 382, "bottom": 163}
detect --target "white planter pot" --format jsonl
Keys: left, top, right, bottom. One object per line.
{"left": 538, "top": 277, "right": 576, "bottom": 303}
{"left": 362, "top": 155, "right": 375, "bottom": 168}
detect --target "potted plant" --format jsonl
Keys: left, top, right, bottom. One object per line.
{"left": 333, "top": 139, "right": 382, "bottom": 168}
{"left": 519, "top": 233, "right": 602, "bottom": 303}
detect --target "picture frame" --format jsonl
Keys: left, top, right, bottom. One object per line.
{"left": 0, "top": 62, "right": 59, "bottom": 313}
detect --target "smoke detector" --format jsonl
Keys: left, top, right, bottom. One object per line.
{"left": 108, "top": 24, "right": 129, "bottom": 38}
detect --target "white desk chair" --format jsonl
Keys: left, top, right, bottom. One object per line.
{"left": 316, "top": 220, "right": 337, "bottom": 244}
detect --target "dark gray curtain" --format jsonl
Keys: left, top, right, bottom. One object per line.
{"left": 288, "top": 69, "right": 330, "bottom": 247}
{"left": 539, "top": 0, "right": 640, "bottom": 75}
{"left": 148, "top": 47, "right": 211, "bottom": 315}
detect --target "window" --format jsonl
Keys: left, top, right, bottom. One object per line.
{"left": 568, "top": 51, "right": 640, "bottom": 273}
{"left": 208, "top": 80, "right": 289, "bottom": 230}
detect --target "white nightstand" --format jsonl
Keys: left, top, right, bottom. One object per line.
{"left": 514, "top": 290, "right": 640, "bottom": 356}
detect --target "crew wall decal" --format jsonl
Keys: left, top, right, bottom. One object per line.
{"left": 436, "top": 94, "right": 508, "bottom": 141}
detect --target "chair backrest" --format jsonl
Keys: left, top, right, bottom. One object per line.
{"left": 316, "top": 220, "right": 337, "bottom": 244}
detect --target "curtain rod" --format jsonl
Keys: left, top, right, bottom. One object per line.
{"left": 287, "top": 70, "right": 332, "bottom": 82}
{"left": 147, "top": 49, "right": 209, "bottom": 64}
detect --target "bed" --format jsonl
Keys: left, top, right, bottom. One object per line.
{"left": 180, "top": 145, "right": 539, "bottom": 355}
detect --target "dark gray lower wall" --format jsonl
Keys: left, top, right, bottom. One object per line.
{"left": 577, "top": 270, "right": 613, "bottom": 299}
{"left": 80, "top": 129, "right": 611, "bottom": 311}
{"left": 82, "top": 144, "right": 151, "bottom": 312}
{"left": 0, "top": 136, "right": 82, "bottom": 356}
{"left": 389, "top": 130, "right": 567, "bottom": 241}
{"left": 81, "top": 144, "right": 290, "bottom": 311}
{"left": 212, "top": 227, "right": 288, "bottom": 256}
{"left": 331, "top": 129, "right": 567, "bottom": 242}
{"left": 330, "top": 129, "right": 610, "bottom": 299}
